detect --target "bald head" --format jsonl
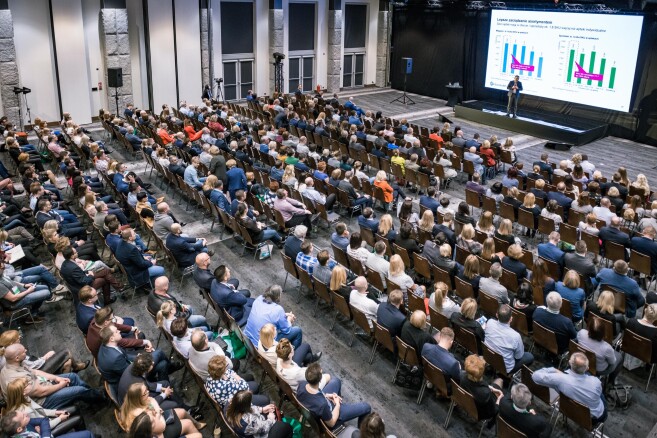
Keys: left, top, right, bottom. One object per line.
{"left": 4, "top": 344, "right": 25, "bottom": 365}
{"left": 557, "top": 182, "right": 566, "bottom": 192}
{"left": 154, "top": 276, "right": 169, "bottom": 291}
{"left": 170, "top": 223, "right": 182, "bottom": 235}
{"left": 469, "top": 146, "right": 476, "bottom": 154}
{"left": 610, "top": 216, "right": 621, "bottom": 228}
{"left": 354, "top": 276, "right": 367, "bottom": 293}
{"left": 157, "top": 203, "right": 169, "bottom": 213}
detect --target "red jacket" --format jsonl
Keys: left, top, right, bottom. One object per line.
{"left": 184, "top": 125, "right": 203, "bottom": 142}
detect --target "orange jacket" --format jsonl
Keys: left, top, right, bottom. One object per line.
{"left": 374, "top": 179, "right": 394, "bottom": 203}
{"left": 184, "top": 125, "right": 203, "bottom": 142}
{"left": 158, "top": 128, "right": 174, "bottom": 144}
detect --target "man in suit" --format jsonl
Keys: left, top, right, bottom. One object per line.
{"left": 465, "top": 173, "right": 486, "bottom": 201}
{"left": 193, "top": 253, "right": 216, "bottom": 291}
{"left": 419, "top": 187, "right": 441, "bottom": 215}
{"left": 124, "top": 126, "right": 142, "bottom": 150}
{"left": 596, "top": 260, "right": 645, "bottom": 318}
{"left": 564, "top": 241, "right": 598, "bottom": 297}
{"left": 115, "top": 229, "right": 165, "bottom": 287}
{"left": 148, "top": 276, "right": 210, "bottom": 328}
{"left": 499, "top": 384, "right": 552, "bottom": 438}
{"left": 357, "top": 207, "right": 379, "bottom": 232}
{"left": 376, "top": 288, "right": 406, "bottom": 340}
{"left": 538, "top": 231, "right": 566, "bottom": 272}
{"left": 284, "top": 225, "right": 306, "bottom": 260}
{"left": 630, "top": 226, "right": 657, "bottom": 275}
{"left": 98, "top": 325, "right": 174, "bottom": 386}
{"left": 165, "top": 223, "right": 213, "bottom": 269}
{"left": 230, "top": 190, "right": 255, "bottom": 219}
{"left": 117, "top": 353, "right": 187, "bottom": 411}
{"left": 532, "top": 153, "right": 553, "bottom": 180}
{"left": 76, "top": 286, "right": 135, "bottom": 335}
{"left": 168, "top": 156, "right": 186, "bottom": 178}
{"left": 451, "top": 130, "right": 466, "bottom": 149}
{"left": 210, "top": 265, "right": 254, "bottom": 327}
{"left": 60, "top": 247, "right": 122, "bottom": 305}
{"left": 434, "top": 212, "right": 457, "bottom": 249}
{"left": 599, "top": 216, "right": 631, "bottom": 260}
{"left": 532, "top": 292, "right": 577, "bottom": 354}
{"left": 507, "top": 75, "right": 523, "bottom": 118}
{"left": 465, "top": 133, "right": 482, "bottom": 151}
{"left": 530, "top": 178, "right": 549, "bottom": 205}
{"left": 338, "top": 171, "right": 373, "bottom": 209}
{"left": 547, "top": 182, "right": 573, "bottom": 217}
{"left": 464, "top": 147, "right": 485, "bottom": 181}
{"left": 35, "top": 199, "right": 86, "bottom": 241}
{"left": 600, "top": 172, "right": 628, "bottom": 198}
{"left": 85, "top": 306, "right": 148, "bottom": 358}
{"left": 422, "top": 327, "right": 461, "bottom": 393}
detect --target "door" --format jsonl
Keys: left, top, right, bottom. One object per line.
{"left": 343, "top": 53, "right": 365, "bottom": 88}
{"left": 222, "top": 60, "right": 254, "bottom": 101}
{"left": 289, "top": 56, "right": 315, "bottom": 92}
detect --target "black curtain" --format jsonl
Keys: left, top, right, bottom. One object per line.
{"left": 392, "top": 4, "right": 657, "bottom": 145}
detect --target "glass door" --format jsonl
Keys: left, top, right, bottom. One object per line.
{"left": 343, "top": 53, "right": 365, "bottom": 88}
{"left": 222, "top": 59, "right": 254, "bottom": 101}
{"left": 223, "top": 61, "right": 237, "bottom": 101}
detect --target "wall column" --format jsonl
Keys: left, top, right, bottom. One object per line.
{"left": 0, "top": 7, "right": 21, "bottom": 125}
{"left": 100, "top": 5, "right": 133, "bottom": 113}
{"left": 269, "top": 0, "right": 283, "bottom": 93}
{"left": 200, "top": 0, "right": 210, "bottom": 88}
{"left": 327, "top": 0, "right": 342, "bottom": 93}
{"left": 375, "top": 0, "right": 390, "bottom": 87}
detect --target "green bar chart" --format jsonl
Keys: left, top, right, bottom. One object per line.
{"left": 566, "top": 48, "right": 616, "bottom": 89}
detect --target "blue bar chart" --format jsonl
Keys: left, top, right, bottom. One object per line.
{"left": 503, "top": 42, "right": 543, "bottom": 78}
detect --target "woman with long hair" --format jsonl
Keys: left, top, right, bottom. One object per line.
{"left": 120, "top": 383, "right": 203, "bottom": 438}
{"left": 480, "top": 238, "right": 502, "bottom": 265}
{"left": 530, "top": 258, "right": 556, "bottom": 305}
{"left": 155, "top": 300, "right": 178, "bottom": 334}
{"left": 449, "top": 298, "right": 485, "bottom": 353}
{"left": 632, "top": 173, "right": 651, "bottom": 199}
{"left": 618, "top": 167, "right": 629, "bottom": 187}
{"left": 520, "top": 192, "right": 540, "bottom": 237}
{"left": 511, "top": 282, "right": 536, "bottom": 330}
{"left": 457, "top": 224, "right": 482, "bottom": 255}
{"left": 540, "top": 199, "right": 563, "bottom": 231}
{"left": 418, "top": 209, "right": 437, "bottom": 236}
{"left": 429, "top": 281, "right": 460, "bottom": 318}
{"left": 495, "top": 219, "right": 518, "bottom": 246}
{"left": 571, "top": 191, "right": 593, "bottom": 214}
{"left": 377, "top": 214, "right": 397, "bottom": 243}
{"left": 281, "top": 164, "right": 297, "bottom": 189}
{"left": 398, "top": 198, "right": 419, "bottom": 228}
{"left": 347, "top": 232, "right": 371, "bottom": 267}
{"left": 388, "top": 254, "right": 425, "bottom": 302}
{"left": 276, "top": 338, "right": 330, "bottom": 392}
{"left": 476, "top": 211, "right": 495, "bottom": 237}
{"left": 5, "top": 377, "right": 80, "bottom": 429}
{"left": 358, "top": 412, "right": 396, "bottom": 438}
{"left": 623, "top": 194, "right": 645, "bottom": 219}
{"left": 457, "top": 255, "right": 481, "bottom": 298}
{"left": 584, "top": 290, "right": 625, "bottom": 336}
{"left": 226, "top": 390, "right": 293, "bottom": 438}
{"left": 329, "top": 265, "right": 352, "bottom": 302}
{"left": 455, "top": 201, "right": 476, "bottom": 227}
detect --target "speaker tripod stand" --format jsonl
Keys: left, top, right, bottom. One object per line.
{"left": 391, "top": 70, "right": 415, "bottom": 105}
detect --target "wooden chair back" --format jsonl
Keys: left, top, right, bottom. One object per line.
{"left": 559, "top": 393, "right": 595, "bottom": 432}
{"left": 366, "top": 269, "right": 386, "bottom": 294}
{"left": 421, "top": 358, "right": 450, "bottom": 398}
{"left": 373, "top": 322, "right": 396, "bottom": 354}
{"left": 413, "top": 253, "right": 433, "bottom": 282}
{"left": 533, "top": 322, "right": 559, "bottom": 356}
{"left": 510, "top": 307, "right": 530, "bottom": 337}
{"left": 351, "top": 305, "right": 373, "bottom": 336}
{"left": 568, "top": 339, "right": 597, "bottom": 375}
{"left": 331, "top": 291, "right": 352, "bottom": 321}
{"left": 408, "top": 292, "right": 426, "bottom": 314}
{"left": 454, "top": 276, "right": 475, "bottom": 300}
{"left": 587, "top": 313, "right": 614, "bottom": 344}
{"left": 629, "top": 250, "right": 652, "bottom": 277}
{"left": 451, "top": 380, "right": 481, "bottom": 421}
{"left": 479, "top": 291, "right": 499, "bottom": 318}
{"left": 620, "top": 328, "right": 653, "bottom": 365}
{"left": 331, "top": 243, "right": 350, "bottom": 268}
{"left": 604, "top": 241, "right": 626, "bottom": 264}
{"left": 393, "top": 243, "right": 412, "bottom": 269}
{"left": 482, "top": 343, "right": 511, "bottom": 378}
{"left": 497, "top": 414, "right": 528, "bottom": 438}
{"left": 395, "top": 336, "right": 420, "bottom": 367}
{"left": 454, "top": 325, "right": 480, "bottom": 355}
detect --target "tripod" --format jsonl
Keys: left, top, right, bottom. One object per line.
{"left": 113, "top": 86, "right": 120, "bottom": 116}
{"left": 22, "top": 93, "right": 32, "bottom": 127}
{"left": 273, "top": 61, "right": 283, "bottom": 94}
{"left": 214, "top": 80, "right": 225, "bottom": 103}
{"left": 391, "top": 70, "right": 415, "bottom": 105}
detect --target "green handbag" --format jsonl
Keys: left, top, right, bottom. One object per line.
{"left": 281, "top": 416, "right": 303, "bottom": 438}
{"left": 221, "top": 331, "right": 247, "bottom": 359}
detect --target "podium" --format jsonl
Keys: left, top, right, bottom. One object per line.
{"left": 445, "top": 85, "right": 463, "bottom": 108}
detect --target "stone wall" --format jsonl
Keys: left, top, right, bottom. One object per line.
{"left": 269, "top": 9, "right": 284, "bottom": 92}
{"left": 0, "top": 10, "right": 21, "bottom": 125}
{"left": 100, "top": 8, "right": 133, "bottom": 114}
{"left": 375, "top": 10, "right": 390, "bottom": 87}
{"left": 327, "top": 10, "right": 342, "bottom": 93}
{"left": 201, "top": 8, "right": 210, "bottom": 88}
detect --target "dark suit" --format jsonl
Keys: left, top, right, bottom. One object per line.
{"left": 530, "top": 188, "right": 548, "bottom": 205}
{"left": 76, "top": 303, "right": 100, "bottom": 334}
{"left": 507, "top": 79, "right": 523, "bottom": 116}
{"left": 357, "top": 215, "right": 379, "bottom": 232}
{"left": 601, "top": 181, "right": 628, "bottom": 198}
{"left": 115, "top": 240, "right": 152, "bottom": 286}
{"left": 564, "top": 253, "right": 598, "bottom": 295}
{"left": 125, "top": 133, "right": 142, "bottom": 149}
{"left": 97, "top": 345, "right": 131, "bottom": 384}
{"left": 532, "top": 307, "right": 576, "bottom": 353}
{"left": 599, "top": 227, "right": 631, "bottom": 258}
{"left": 283, "top": 236, "right": 303, "bottom": 260}
{"left": 546, "top": 191, "right": 573, "bottom": 216}
{"left": 106, "top": 233, "right": 122, "bottom": 254}
{"left": 166, "top": 233, "right": 202, "bottom": 268}
{"left": 499, "top": 395, "right": 552, "bottom": 438}
{"left": 117, "top": 364, "right": 178, "bottom": 410}
{"left": 210, "top": 279, "right": 254, "bottom": 326}
{"left": 537, "top": 242, "right": 565, "bottom": 268}
{"left": 193, "top": 267, "right": 215, "bottom": 291}
{"left": 501, "top": 257, "right": 528, "bottom": 282}
{"left": 209, "top": 155, "right": 227, "bottom": 184}
{"left": 630, "top": 236, "right": 657, "bottom": 275}
{"left": 376, "top": 302, "right": 406, "bottom": 339}
{"left": 169, "top": 163, "right": 185, "bottom": 177}
{"left": 60, "top": 260, "right": 93, "bottom": 295}
{"left": 434, "top": 224, "right": 456, "bottom": 248}
{"left": 532, "top": 161, "right": 553, "bottom": 180}
{"left": 419, "top": 196, "right": 440, "bottom": 215}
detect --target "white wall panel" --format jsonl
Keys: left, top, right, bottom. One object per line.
{"left": 82, "top": 0, "right": 103, "bottom": 116}
{"left": 174, "top": 0, "right": 202, "bottom": 104}
{"left": 127, "top": 0, "right": 148, "bottom": 110}
{"left": 365, "top": 0, "right": 378, "bottom": 86}
{"left": 317, "top": 2, "right": 328, "bottom": 90}
{"left": 147, "top": 0, "right": 177, "bottom": 110}
{"left": 210, "top": 0, "right": 223, "bottom": 89}
{"left": 51, "top": 0, "right": 93, "bottom": 124}
{"left": 9, "top": 0, "right": 60, "bottom": 122}
{"left": 254, "top": 0, "right": 269, "bottom": 96}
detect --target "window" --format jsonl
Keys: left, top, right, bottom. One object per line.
{"left": 288, "top": 2, "right": 316, "bottom": 92}
{"left": 343, "top": 3, "right": 368, "bottom": 88}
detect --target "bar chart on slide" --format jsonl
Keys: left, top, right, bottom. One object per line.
{"left": 501, "top": 40, "right": 543, "bottom": 78}
{"left": 559, "top": 41, "right": 616, "bottom": 89}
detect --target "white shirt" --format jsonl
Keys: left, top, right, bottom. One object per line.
{"left": 349, "top": 290, "right": 379, "bottom": 328}
{"left": 592, "top": 206, "right": 616, "bottom": 226}
{"left": 366, "top": 253, "right": 390, "bottom": 287}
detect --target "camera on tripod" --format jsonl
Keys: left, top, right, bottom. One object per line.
{"left": 215, "top": 77, "right": 223, "bottom": 84}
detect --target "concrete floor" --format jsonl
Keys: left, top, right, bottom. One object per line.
{"left": 16, "top": 90, "right": 657, "bottom": 437}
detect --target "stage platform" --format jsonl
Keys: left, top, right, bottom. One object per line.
{"left": 455, "top": 100, "right": 608, "bottom": 145}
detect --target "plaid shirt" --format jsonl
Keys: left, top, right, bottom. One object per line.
{"left": 264, "top": 190, "right": 277, "bottom": 208}
{"left": 296, "top": 252, "right": 318, "bottom": 275}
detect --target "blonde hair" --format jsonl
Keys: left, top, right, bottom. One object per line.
{"left": 439, "top": 243, "right": 452, "bottom": 257}
{"left": 596, "top": 290, "right": 615, "bottom": 315}
{"left": 477, "top": 211, "right": 493, "bottom": 231}
{"left": 259, "top": 323, "right": 276, "bottom": 349}
{"left": 379, "top": 214, "right": 393, "bottom": 236}
{"left": 203, "top": 174, "right": 219, "bottom": 192}
{"left": 410, "top": 310, "right": 427, "bottom": 329}
{"left": 43, "top": 220, "right": 59, "bottom": 232}
{"left": 481, "top": 238, "right": 496, "bottom": 260}
{"left": 498, "top": 219, "right": 513, "bottom": 236}
{"left": 419, "top": 210, "right": 435, "bottom": 232}
{"left": 522, "top": 192, "right": 536, "bottom": 208}
{"left": 330, "top": 265, "right": 347, "bottom": 291}
{"left": 433, "top": 282, "right": 449, "bottom": 310}
{"left": 389, "top": 254, "right": 405, "bottom": 277}
{"left": 84, "top": 192, "right": 96, "bottom": 209}
{"left": 155, "top": 301, "right": 176, "bottom": 328}
{"left": 375, "top": 170, "right": 387, "bottom": 182}
{"left": 507, "top": 244, "right": 523, "bottom": 259}
{"left": 120, "top": 383, "right": 148, "bottom": 431}
{"left": 461, "top": 298, "right": 477, "bottom": 320}
{"left": 644, "top": 304, "right": 657, "bottom": 324}
{"left": 563, "top": 270, "right": 580, "bottom": 289}
{"left": 282, "top": 165, "right": 296, "bottom": 183}
{"left": 5, "top": 377, "right": 30, "bottom": 412}
{"left": 460, "top": 224, "right": 475, "bottom": 240}
{"left": 463, "top": 255, "right": 479, "bottom": 279}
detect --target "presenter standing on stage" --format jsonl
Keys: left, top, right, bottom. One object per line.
{"left": 507, "top": 75, "right": 522, "bottom": 118}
